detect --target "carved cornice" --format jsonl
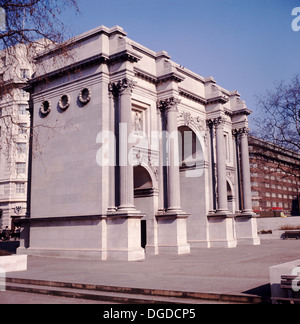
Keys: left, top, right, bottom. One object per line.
{"left": 157, "top": 72, "right": 184, "bottom": 84}
{"left": 134, "top": 68, "right": 184, "bottom": 85}
{"left": 109, "top": 49, "right": 142, "bottom": 64}
{"left": 178, "top": 88, "right": 207, "bottom": 105}
{"left": 27, "top": 53, "right": 109, "bottom": 88}
{"left": 232, "top": 108, "right": 252, "bottom": 116}
{"left": 28, "top": 50, "right": 140, "bottom": 87}
{"left": 207, "top": 94, "right": 229, "bottom": 105}
{"left": 134, "top": 67, "right": 157, "bottom": 84}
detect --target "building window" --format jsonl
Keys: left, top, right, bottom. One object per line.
{"left": 16, "top": 162, "right": 26, "bottom": 175}
{"left": 18, "top": 123, "right": 27, "bottom": 134}
{"left": 17, "top": 143, "right": 27, "bottom": 154}
{"left": 20, "top": 89, "right": 28, "bottom": 98}
{"left": 19, "top": 104, "right": 28, "bottom": 115}
{"left": 1, "top": 56, "right": 6, "bottom": 66}
{"left": 20, "top": 69, "right": 29, "bottom": 80}
{"left": 16, "top": 183, "right": 25, "bottom": 194}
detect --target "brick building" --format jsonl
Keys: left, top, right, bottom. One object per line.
{"left": 249, "top": 136, "right": 300, "bottom": 216}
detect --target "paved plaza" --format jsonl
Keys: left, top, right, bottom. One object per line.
{"left": 1, "top": 239, "right": 300, "bottom": 304}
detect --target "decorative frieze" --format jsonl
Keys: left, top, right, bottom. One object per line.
{"left": 178, "top": 111, "right": 206, "bottom": 132}
{"left": 133, "top": 148, "right": 159, "bottom": 181}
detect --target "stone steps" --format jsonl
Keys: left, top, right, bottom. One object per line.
{"left": 5, "top": 277, "right": 264, "bottom": 304}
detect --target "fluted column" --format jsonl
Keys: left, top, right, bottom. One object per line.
{"left": 108, "top": 78, "right": 138, "bottom": 212}
{"left": 156, "top": 97, "right": 190, "bottom": 255}
{"left": 107, "top": 87, "right": 117, "bottom": 212}
{"left": 106, "top": 78, "right": 145, "bottom": 261}
{"left": 215, "top": 117, "right": 228, "bottom": 214}
{"left": 239, "top": 127, "right": 253, "bottom": 213}
{"left": 118, "top": 78, "right": 136, "bottom": 211}
{"left": 157, "top": 97, "right": 182, "bottom": 212}
{"left": 233, "top": 127, "right": 260, "bottom": 246}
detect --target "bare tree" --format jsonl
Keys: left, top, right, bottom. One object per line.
{"left": 252, "top": 74, "right": 300, "bottom": 213}
{"left": 253, "top": 74, "right": 300, "bottom": 153}
{"left": 0, "top": 0, "right": 79, "bottom": 158}
{"left": 0, "top": 0, "right": 79, "bottom": 49}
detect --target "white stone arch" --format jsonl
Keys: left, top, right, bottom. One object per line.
{"left": 132, "top": 160, "right": 158, "bottom": 190}
{"left": 177, "top": 119, "right": 207, "bottom": 163}
{"left": 177, "top": 121, "right": 206, "bottom": 170}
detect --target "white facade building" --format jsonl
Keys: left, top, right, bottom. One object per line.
{"left": 18, "top": 25, "right": 260, "bottom": 260}
{"left": 0, "top": 44, "right": 32, "bottom": 230}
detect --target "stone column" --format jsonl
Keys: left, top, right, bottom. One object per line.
{"left": 207, "top": 117, "right": 236, "bottom": 248}
{"left": 234, "top": 127, "right": 260, "bottom": 246}
{"left": 239, "top": 127, "right": 253, "bottom": 213}
{"left": 106, "top": 78, "right": 145, "bottom": 261}
{"left": 107, "top": 87, "right": 117, "bottom": 213}
{"left": 157, "top": 97, "right": 182, "bottom": 212}
{"left": 155, "top": 97, "right": 190, "bottom": 255}
{"left": 215, "top": 117, "right": 229, "bottom": 214}
{"left": 117, "top": 78, "right": 136, "bottom": 211}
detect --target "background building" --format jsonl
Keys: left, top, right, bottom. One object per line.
{"left": 0, "top": 44, "right": 33, "bottom": 230}
{"left": 249, "top": 136, "right": 300, "bottom": 217}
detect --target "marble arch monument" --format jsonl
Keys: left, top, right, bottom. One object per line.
{"left": 18, "top": 25, "right": 260, "bottom": 261}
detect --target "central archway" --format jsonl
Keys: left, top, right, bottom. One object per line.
{"left": 178, "top": 125, "right": 207, "bottom": 247}
{"left": 133, "top": 165, "right": 156, "bottom": 250}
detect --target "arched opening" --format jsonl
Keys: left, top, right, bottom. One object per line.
{"left": 133, "top": 165, "right": 154, "bottom": 249}
{"left": 178, "top": 126, "right": 204, "bottom": 169}
{"left": 178, "top": 126, "right": 207, "bottom": 245}
{"left": 134, "top": 165, "right": 153, "bottom": 193}
{"left": 227, "top": 181, "right": 234, "bottom": 214}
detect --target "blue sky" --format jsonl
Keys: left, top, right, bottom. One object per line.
{"left": 61, "top": 0, "right": 300, "bottom": 127}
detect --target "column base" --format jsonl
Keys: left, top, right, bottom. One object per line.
{"left": 235, "top": 213, "right": 261, "bottom": 246}
{"left": 156, "top": 211, "right": 190, "bottom": 255}
{"left": 106, "top": 211, "right": 145, "bottom": 261}
{"left": 208, "top": 213, "right": 237, "bottom": 248}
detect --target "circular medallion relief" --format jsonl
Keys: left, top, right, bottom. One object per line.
{"left": 40, "top": 100, "right": 51, "bottom": 116}
{"left": 59, "top": 94, "right": 71, "bottom": 110}
{"left": 79, "top": 87, "right": 91, "bottom": 104}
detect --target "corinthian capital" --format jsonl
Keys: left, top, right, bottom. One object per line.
{"left": 108, "top": 78, "right": 136, "bottom": 96}
{"left": 240, "top": 127, "right": 250, "bottom": 135}
{"left": 232, "top": 127, "right": 250, "bottom": 136}
{"left": 157, "top": 97, "right": 181, "bottom": 112}
{"left": 206, "top": 117, "right": 224, "bottom": 128}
